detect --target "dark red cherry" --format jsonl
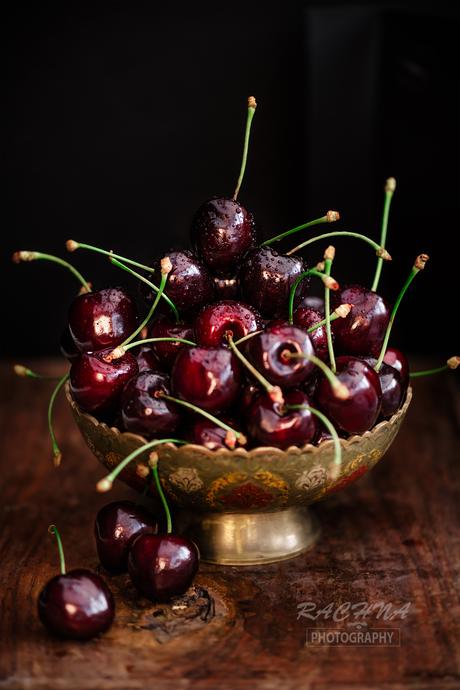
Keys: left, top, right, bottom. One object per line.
{"left": 383, "top": 347, "right": 410, "bottom": 389}
{"left": 136, "top": 345, "right": 161, "bottom": 372}
{"left": 239, "top": 247, "right": 309, "bottom": 318}
{"left": 364, "top": 357, "right": 405, "bottom": 419}
{"left": 172, "top": 347, "right": 242, "bottom": 412}
{"left": 128, "top": 533, "right": 199, "bottom": 601}
{"left": 331, "top": 285, "right": 390, "bottom": 357}
{"left": 95, "top": 500, "right": 158, "bottom": 573}
{"left": 316, "top": 356, "right": 382, "bottom": 434}
{"left": 293, "top": 307, "right": 329, "bottom": 361}
{"left": 148, "top": 316, "right": 195, "bottom": 369}
{"left": 195, "top": 300, "right": 262, "bottom": 348}
{"left": 186, "top": 415, "right": 238, "bottom": 449}
{"left": 121, "top": 371, "right": 181, "bottom": 437}
{"left": 191, "top": 197, "right": 257, "bottom": 275}
{"left": 142, "top": 250, "right": 214, "bottom": 315}
{"left": 213, "top": 276, "right": 239, "bottom": 300}
{"left": 245, "top": 389, "right": 317, "bottom": 449}
{"left": 60, "top": 326, "right": 80, "bottom": 362}
{"left": 246, "top": 323, "right": 315, "bottom": 388}
{"left": 38, "top": 569, "right": 114, "bottom": 640}
{"left": 70, "top": 349, "right": 138, "bottom": 414}
{"left": 68, "top": 287, "right": 137, "bottom": 353}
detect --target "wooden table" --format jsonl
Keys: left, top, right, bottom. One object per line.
{"left": 1, "top": 359, "right": 459, "bottom": 690}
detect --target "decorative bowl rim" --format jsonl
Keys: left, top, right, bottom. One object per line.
{"left": 65, "top": 383, "right": 413, "bottom": 459}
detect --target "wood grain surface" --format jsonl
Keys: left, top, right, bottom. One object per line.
{"left": 1, "top": 359, "right": 459, "bottom": 690}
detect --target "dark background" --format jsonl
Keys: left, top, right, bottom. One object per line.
{"left": 3, "top": 1, "right": 459, "bottom": 357}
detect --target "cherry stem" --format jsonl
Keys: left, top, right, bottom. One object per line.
{"left": 123, "top": 336, "right": 197, "bottom": 352}
{"left": 261, "top": 211, "right": 340, "bottom": 247}
{"left": 158, "top": 391, "right": 246, "bottom": 444}
{"left": 288, "top": 267, "right": 339, "bottom": 324}
{"left": 285, "top": 231, "right": 392, "bottom": 260}
{"left": 371, "top": 178, "right": 396, "bottom": 292}
{"left": 12, "top": 251, "right": 91, "bottom": 293}
{"left": 14, "top": 364, "right": 61, "bottom": 380}
{"left": 117, "top": 259, "right": 170, "bottom": 350}
{"left": 225, "top": 333, "right": 284, "bottom": 404}
{"left": 96, "top": 438, "right": 187, "bottom": 493}
{"left": 285, "top": 404, "right": 342, "bottom": 479}
{"left": 150, "top": 461, "right": 172, "bottom": 534}
{"left": 48, "top": 525, "right": 66, "bottom": 575}
{"left": 110, "top": 257, "right": 180, "bottom": 323}
{"left": 324, "top": 252, "right": 336, "bottom": 373}
{"left": 375, "top": 254, "right": 429, "bottom": 372}
{"left": 66, "top": 240, "right": 156, "bottom": 273}
{"left": 233, "top": 96, "right": 257, "bottom": 201}
{"left": 234, "top": 329, "right": 264, "bottom": 346}
{"left": 283, "top": 351, "right": 348, "bottom": 399}
{"left": 48, "top": 373, "right": 69, "bottom": 467}
{"left": 410, "top": 356, "right": 459, "bottom": 378}
{"left": 305, "top": 306, "right": 352, "bottom": 334}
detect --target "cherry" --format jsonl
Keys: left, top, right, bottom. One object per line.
{"left": 171, "top": 347, "right": 242, "bottom": 412}
{"left": 195, "top": 300, "right": 262, "bottom": 348}
{"left": 136, "top": 345, "right": 160, "bottom": 372}
{"left": 121, "top": 371, "right": 181, "bottom": 437}
{"left": 239, "top": 247, "right": 309, "bottom": 318}
{"left": 316, "top": 356, "right": 382, "bottom": 434}
{"left": 68, "top": 287, "right": 138, "bottom": 353}
{"left": 293, "top": 307, "right": 329, "bottom": 361}
{"left": 246, "top": 323, "right": 315, "bottom": 388}
{"left": 95, "top": 500, "right": 158, "bottom": 573}
{"left": 383, "top": 347, "right": 410, "bottom": 389}
{"left": 245, "top": 389, "right": 317, "bottom": 449}
{"left": 70, "top": 348, "right": 138, "bottom": 414}
{"left": 364, "top": 357, "right": 404, "bottom": 419}
{"left": 186, "top": 415, "right": 238, "bottom": 449}
{"left": 38, "top": 526, "right": 114, "bottom": 640}
{"left": 331, "top": 285, "right": 390, "bottom": 357}
{"left": 213, "top": 276, "right": 239, "bottom": 300}
{"left": 191, "top": 197, "right": 257, "bottom": 275}
{"left": 148, "top": 316, "right": 195, "bottom": 369}
{"left": 60, "top": 326, "right": 79, "bottom": 362}
{"left": 142, "top": 250, "right": 214, "bottom": 315}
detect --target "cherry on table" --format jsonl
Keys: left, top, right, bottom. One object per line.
{"left": 194, "top": 300, "right": 262, "bottom": 348}
{"left": 121, "top": 371, "right": 181, "bottom": 437}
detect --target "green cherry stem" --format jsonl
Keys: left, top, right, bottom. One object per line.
{"left": 96, "top": 438, "right": 187, "bottom": 493}
{"left": 234, "top": 329, "right": 264, "bottom": 346}
{"left": 324, "top": 246, "right": 336, "bottom": 373}
{"left": 286, "top": 231, "right": 392, "bottom": 261}
{"left": 233, "top": 96, "right": 257, "bottom": 201}
{"left": 288, "top": 267, "right": 339, "bottom": 324}
{"left": 371, "top": 177, "right": 396, "bottom": 292}
{"left": 66, "top": 240, "right": 156, "bottom": 273}
{"left": 12, "top": 251, "right": 91, "bottom": 293}
{"left": 157, "top": 391, "right": 246, "bottom": 448}
{"left": 281, "top": 350, "right": 349, "bottom": 399}
{"left": 150, "top": 457, "right": 172, "bottom": 534}
{"left": 410, "top": 356, "right": 460, "bottom": 378}
{"left": 225, "top": 333, "right": 284, "bottom": 405}
{"left": 106, "top": 337, "right": 197, "bottom": 362}
{"left": 375, "top": 254, "right": 429, "bottom": 372}
{"left": 48, "top": 525, "right": 66, "bottom": 575}
{"left": 261, "top": 210, "right": 340, "bottom": 247}
{"left": 110, "top": 257, "right": 180, "bottom": 323}
{"left": 48, "top": 373, "right": 69, "bottom": 467}
{"left": 14, "top": 364, "right": 62, "bottom": 380}
{"left": 305, "top": 304, "right": 353, "bottom": 334}
{"left": 285, "top": 405, "right": 342, "bottom": 479}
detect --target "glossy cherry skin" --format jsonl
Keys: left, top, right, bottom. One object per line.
{"left": 121, "top": 371, "right": 181, "bottom": 437}
{"left": 142, "top": 250, "right": 214, "bottom": 315}
{"left": 68, "top": 287, "right": 137, "bottom": 353}
{"left": 95, "top": 501, "right": 158, "bottom": 573}
{"left": 191, "top": 197, "right": 257, "bottom": 275}
{"left": 186, "top": 415, "right": 238, "bottom": 449}
{"left": 246, "top": 323, "right": 315, "bottom": 388}
{"left": 148, "top": 316, "right": 195, "bottom": 370}
{"left": 299, "top": 295, "right": 325, "bottom": 313}
{"left": 38, "top": 569, "right": 114, "bottom": 640}
{"left": 213, "top": 276, "right": 239, "bottom": 300}
{"left": 383, "top": 347, "right": 410, "bottom": 389}
{"left": 136, "top": 345, "right": 161, "bottom": 372}
{"left": 70, "top": 349, "right": 138, "bottom": 414}
{"left": 245, "top": 389, "right": 317, "bottom": 449}
{"left": 172, "top": 347, "right": 242, "bottom": 412}
{"left": 293, "top": 307, "right": 329, "bottom": 361}
{"left": 364, "top": 357, "right": 405, "bottom": 419}
{"left": 128, "top": 533, "right": 199, "bottom": 602}
{"left": 60, "top": 326, "right": 80, "bottom": 362}
{"left": 316, "top": 356, "right": 382, "bottom": 434}
{"left": 195, "top": 300, "right": 262, "bottom": 348}
{"left": 331, "top": 285, "right": 390, "bottom": 357}
{"left": 239, "top": 247, "right": 310, "bottom": 318}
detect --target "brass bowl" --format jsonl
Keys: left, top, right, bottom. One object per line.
{"left": 67, "top": 385, "right": 412, "bottom": 565}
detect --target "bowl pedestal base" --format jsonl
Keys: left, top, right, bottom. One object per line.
{"left": 177, "top": 506, "right": 320, "bottom": 566}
